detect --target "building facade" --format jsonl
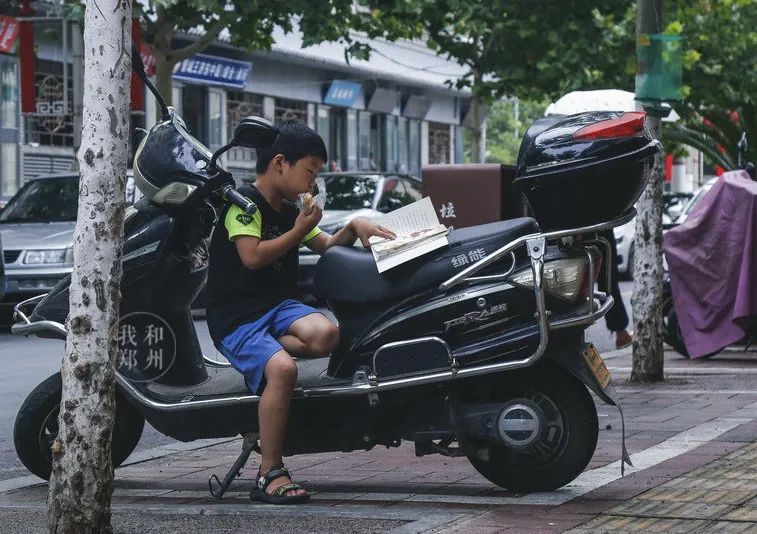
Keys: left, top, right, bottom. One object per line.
{"left": 0, "top": 18, "right": 474, "bottom": 201}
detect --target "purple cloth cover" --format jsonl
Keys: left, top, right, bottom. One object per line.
{"left": 663, "top": 170, "right": 757, "bottom": 358}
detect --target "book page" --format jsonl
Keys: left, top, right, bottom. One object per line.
{"left": 371, "top": 197, "right": 440, "bottom": 237}
{"left": 368, "top": 196, "right": 450, "bottom": 272}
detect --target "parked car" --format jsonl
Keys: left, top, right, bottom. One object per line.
{"left": 0, "top": 173, "right": 139, "bottom": 325}
{"left": 298, "top": 172, "right": 422, "bottom": 297}
{"left": 614, "top": 216, "right": 636, "bottom": 278}
{"left": 672, "top": 177, "right": 718, "bottom": 226}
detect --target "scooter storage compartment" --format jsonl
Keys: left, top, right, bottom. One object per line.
{"left": 513, "top": 111, "right": 660, "bottom": 230}
{"left": 373, "top": 337, "right": 452, "bottom": 380}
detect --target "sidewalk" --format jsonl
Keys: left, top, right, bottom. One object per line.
{"left": 0, "top": 347, "right": 755, "bottom": 533}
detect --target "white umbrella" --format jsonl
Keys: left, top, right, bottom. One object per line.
{"left": 545, "top": 89, "right": 679, "bottom": 122}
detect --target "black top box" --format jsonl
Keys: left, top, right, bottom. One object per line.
{"left": 513, "top": 111, "right": 661, "bottom": 231}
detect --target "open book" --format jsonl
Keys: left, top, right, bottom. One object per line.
{"left": 368, "top": 197, "right": 450, "bottom": 273}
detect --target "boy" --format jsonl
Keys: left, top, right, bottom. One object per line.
{"left": 205, "top": 121, "right": 394, "bottom": 504}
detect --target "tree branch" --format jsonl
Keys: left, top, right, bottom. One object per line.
{"left": 171, "top": 15, "right": 234, "bottom": 62}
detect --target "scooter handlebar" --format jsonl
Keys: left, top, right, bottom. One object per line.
{"left": 222, "top": 185, "right": 258, "bottom": 215}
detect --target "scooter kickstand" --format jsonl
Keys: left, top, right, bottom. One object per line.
{"left": 208, "top": 432, "right": 260, "bottom": 499}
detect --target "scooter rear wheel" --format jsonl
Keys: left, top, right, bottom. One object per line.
{"left": 461, "top": 366, "right": 598, "bottom": 492}
{"left": 13, "top": 372, "right": 145, "bottom": 480}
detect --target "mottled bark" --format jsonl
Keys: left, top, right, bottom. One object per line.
{"left": 48, "top": 1, "right": 131, "bottom": 532}
{"left": 630, "top": 116, "right": 665, "bottom": 382}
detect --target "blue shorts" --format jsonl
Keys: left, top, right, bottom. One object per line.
{"left": 217, "top": 299, "right": 321, "bottom": 394}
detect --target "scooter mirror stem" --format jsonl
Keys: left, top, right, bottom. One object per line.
{"left": 130, "top": 42, "right": 170, "bottom": 121}
{"left": 208, "top": 142, "right": 237, "bottom": 173}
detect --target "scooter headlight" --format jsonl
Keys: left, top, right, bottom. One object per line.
{"left": 509, "top": 257, "right": 591, "bottom": 302}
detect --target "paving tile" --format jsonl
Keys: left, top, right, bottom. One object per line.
{"left": 565, "top": 515, "right": 708, "bottom": 533}
{"left": 703, "top": 521, "right": 757, "bottom": 534}
{"left": 721, "top": 504, "right": 757, "bottom": 522}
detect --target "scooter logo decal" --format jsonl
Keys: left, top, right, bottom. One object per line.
{"left": 443, "top": 303, "right": 508, "bottom": 331}
{"left": 451, "top": 247, "right": 487, "bottom": 269}
{"left": 236, "top": 213, "right": 253, "bottom": 225}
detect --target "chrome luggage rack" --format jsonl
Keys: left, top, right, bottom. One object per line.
{"left": 10, "top": 210, "right": 633, "bottom": 409}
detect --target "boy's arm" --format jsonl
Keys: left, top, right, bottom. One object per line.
{"left": 235, "top": 232, "right": 302, "bottom": 270}
{"left": 228, "top": 205, "right": 320, "bottom": 269}
{"left": 306, "top": 218, "right": 396, "bottom": 255}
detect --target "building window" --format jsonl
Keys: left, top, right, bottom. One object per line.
{"left": 358, "top": 111, "right": 371, "bottom": 170}
{"left": 316, "top": 105, "right": 330, "bottom": 169}
{"left": 397, "top": 116, "right": 408, "bottom": 173}
{"left": 207, "top": 88, "right": 225, "bottom": 149}
{"left": 346, "top": 109, "right": 358, "bottom": 170}
{"left": 428, "top": 121, "right": 451, "bottom": 164}
{"left": 227, "top": 91, "right": 263, "bottom": 165}
{"left": 0, "top": 142, "right": 18, "bottom": 197}
{"left": 385, "top": 115, "right": 398, "bottom": 172}
{"left": 1, "top": 61, "right": 18, "bottom": 129}
{"left": 454, "top": 125, "right": 464, "bottom": 164}
{"left": 23, "top": 60, "right": 74, "bottom": 147}
{"left": 274, "top": 98, "right": 307, "bottom": 123}
{"left": 172, "top": 85, "right": 182, "bottom": 115}
{"left": 408, "top": 119, "right": 421, "bottom": 178}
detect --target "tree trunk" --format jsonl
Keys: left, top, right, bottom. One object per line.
{"left": 153, "top": 54, "right": 175, "bottom": 107}
{"left": 48, "top": 1, "right": 131, "bottom": 532}
{"left": 631, "top": 0, "right": 665, "bottom": 383}
{"left": 468, "top": 95, "right": 487, "bottom": 163}
{"left": 630, "top": 115, "right": 665, "bottom": 382}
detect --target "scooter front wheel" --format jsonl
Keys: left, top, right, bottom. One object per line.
{"left": 13, "top": 372, "right": 145, "bottom": 480}
{"left": 461, "top": 366, "right": 598, "bottom": 492}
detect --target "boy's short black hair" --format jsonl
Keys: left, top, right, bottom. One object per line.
{"left": 256, "top": 120, "right": 327, "bottom": 174}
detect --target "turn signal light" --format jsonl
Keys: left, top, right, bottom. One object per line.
{"left": 573, "top": 112, "right": 647, "bottom": 141}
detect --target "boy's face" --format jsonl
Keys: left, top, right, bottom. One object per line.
{"left": 274, "top": 155, "right": 324, "bottom": 201}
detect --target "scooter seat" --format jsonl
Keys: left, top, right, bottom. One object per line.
{"left": 314, "top": 217, "right": 539, "bottom": 302}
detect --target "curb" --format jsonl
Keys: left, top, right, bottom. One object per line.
{"left": 0, "top": 437, "right": 237, "bottom": 494}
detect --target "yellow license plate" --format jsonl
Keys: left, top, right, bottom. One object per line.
{"left": 583, "top": 344, "right": 611, "bottom": 389}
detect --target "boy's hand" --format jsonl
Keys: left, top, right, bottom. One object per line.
{"left": 294, "top": 205, "right": 322, "bottom": 237}
{"left": 351, "top": 218, "right": 396, "bottom": 247}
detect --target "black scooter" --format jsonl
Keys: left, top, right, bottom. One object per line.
{"left": 12, "top": 53, "right": 658, "bottom": 496}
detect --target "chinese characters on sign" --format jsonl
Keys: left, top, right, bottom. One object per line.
{"left": 439, "top": 202, "right": 456, "bottom": 219}
{"left": 324, "top": 80, "right": 361, "bottom": 107}
{"left": 173, "top": 54, "right": 253, "bottom": 90}
{"left": 114, "top": 312, "right": 176, "bottom": 383}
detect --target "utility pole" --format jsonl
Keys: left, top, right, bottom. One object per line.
{"left": 631, "top": 0, "right": 665, "bottom": 382}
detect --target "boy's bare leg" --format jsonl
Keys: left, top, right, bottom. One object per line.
{"left": 279, "top": 313, "right": 339, "bottom": 358}
{"left": 257, "top": 350, "right": 305, "bottom": 497}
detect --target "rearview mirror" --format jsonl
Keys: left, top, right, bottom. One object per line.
{"left": 232, "top": 116, "right": 278, "bottom": 149}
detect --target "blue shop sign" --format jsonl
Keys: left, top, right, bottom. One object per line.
{"left": 324, "top": 80, "right": 361, "bottom": 107}
{"left": 173, "top": 54, "right": 252, "bottom": 89}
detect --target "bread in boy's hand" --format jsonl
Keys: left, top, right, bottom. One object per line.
{"left": 302, "top": 192, "right": 314, "bottom": 213}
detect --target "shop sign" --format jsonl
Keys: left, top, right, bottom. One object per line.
{"left": 173, "top": 54, "right": 252, "bottom": 89}
{"left": 324, "top": 80, "right": 361, "bottom": 107}
{"left": 0, "top": 16, "right": 19, "bottom": 54}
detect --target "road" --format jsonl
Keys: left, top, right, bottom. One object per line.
{"left": 0, "top": 281, "right": 633, "bottom": 480}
